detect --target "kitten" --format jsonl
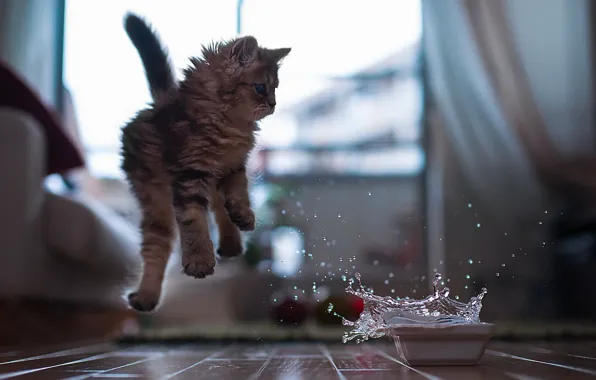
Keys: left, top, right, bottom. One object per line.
{"left": 121, "top": 13, "right": 290, "bottom": 312}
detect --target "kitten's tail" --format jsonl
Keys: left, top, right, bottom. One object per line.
{"left": 124, "top": 13, "right": 176, "bottom": 100}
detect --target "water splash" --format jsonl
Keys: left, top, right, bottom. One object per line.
{"left": 342, "top": 273, "right": 487, "bottom": 343}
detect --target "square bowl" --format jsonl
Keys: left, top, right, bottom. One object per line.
{"left": 382, "top": 312, "right": 493, "bottom": 366}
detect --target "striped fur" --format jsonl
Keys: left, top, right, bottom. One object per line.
{"left": 121, "top": 13, "right": 291, "bottom": 312}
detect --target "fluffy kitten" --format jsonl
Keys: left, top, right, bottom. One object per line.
{"left": 121, "top": 13, "right": 290, "bottom": 312}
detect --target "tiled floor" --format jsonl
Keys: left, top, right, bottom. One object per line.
{"left": 0, "top": 341, "right": 595, "bottom": 379}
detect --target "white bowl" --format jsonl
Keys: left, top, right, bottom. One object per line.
{"left": 382, "top": 315, "right": 493, "bottom": 366}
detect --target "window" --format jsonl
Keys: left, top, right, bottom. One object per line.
{"left": 63, "top": 1, "right": 239, "bottom": 179}
{"left": 64, "top": 0, "right": 423, "bottom": 179}
{"left": 240, "top": 0, "right": 424, "bottom": 178}
{"left": 64, "top": 0, "right": 427, "bottom": 280}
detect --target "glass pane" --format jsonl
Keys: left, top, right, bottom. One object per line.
{"left": 64, "top": 0, "right": 239, "bottom": 178}
{"left": 64, "top": 0, "right": 423, "bottom": 178}
{"left": 242, "top": 0, "right": 424, "bottom": 177}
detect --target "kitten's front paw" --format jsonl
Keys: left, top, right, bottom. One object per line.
{"left": 182, "top": 250, "right": 216, "bottom": 278}
{"left": 127, "top": 292, "right": 159, "bottom": 312}
{"left": 229, "top": 206, "right": 256, "bottom": 231}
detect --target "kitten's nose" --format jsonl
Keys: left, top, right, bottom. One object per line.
{"left": 268, "top": 101, "right": 276, "bottom": 108}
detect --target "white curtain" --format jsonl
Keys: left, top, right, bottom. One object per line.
{"left": 423, "top": 0, "right": 594, "bottom": 221}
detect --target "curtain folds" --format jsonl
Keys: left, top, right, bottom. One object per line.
{"left": 423, "top": 0, "right": 595, "bottom": 221}
{"left": 423, "top": 0, "right": 543, "bottom": 221}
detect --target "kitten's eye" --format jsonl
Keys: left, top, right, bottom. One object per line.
{"left": 254, "top": 83, "right": 267, "bottom": 95}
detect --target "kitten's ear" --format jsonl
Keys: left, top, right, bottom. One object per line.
{"left": 230, "top": 36, "right": 259, "bottom": 66}
{"left": 269, "top": 47, "right": 292, "bottom": 63}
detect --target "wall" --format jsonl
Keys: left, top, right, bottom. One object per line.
{"left": 277, "top": 177, "right": 424, "bottom": 279}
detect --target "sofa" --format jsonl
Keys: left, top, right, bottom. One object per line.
{"left": 0, "top": 60, "right": 141, "bottom": 309}
{"left": 0, "top": 106, "right": 141, "bottom": 307}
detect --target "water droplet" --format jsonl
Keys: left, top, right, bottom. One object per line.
{"left": 391, "top": 289, "right": 395, "bottom": 293}
{"left": 320, "top": 262, "right": 326, "bottom": 267}
{"left": 496, "top": 272, "right": 500, "bottom": 277}
{"left": 327, "top": 304, "right": 334, "bottom": 313}
{"left": 465, "top": 274, "right": 471, "bottom": 279}
{"left": 338, "top": 214, "right": 342, "bottom": 218}
{"left": 389, "top": 273, "right": 395, "bottom": 278}
{"left": 373, "top": 260, "right": 379, "bottom": 266}
{"left": 468, "top": 259, "right": 473, "bottom": 265}
{"left": 502, "top": 263, "right": 506, "bottom": 267}
{"left": 384, "top": 280, "right": 389, "bottom": 284}
{"left": 476, "top": 223, "right": 481, "bottom": 228}
{"left": 281, "top": 210, "right": 286, "bottom": 215}
{"left": 368, "top": 192, "right": 372, "bottom": 196}
{"left": 511, "top": 254, "right": 515, "bottom": 258}
{"left": 468, "top": 203, "right": 472, "bottom": 208}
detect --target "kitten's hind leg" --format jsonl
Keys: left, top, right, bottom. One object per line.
{"left": 172, "top": 170, "right": 216, "bottom": 278}
{"left": 128, "top": 178, "right": 175, "bottom": 312}
{"left": 212, "top": 188, "right": 244, "bottom": 258}
{"left": 219, "top": 167, "right": 255, "bottom": 231}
